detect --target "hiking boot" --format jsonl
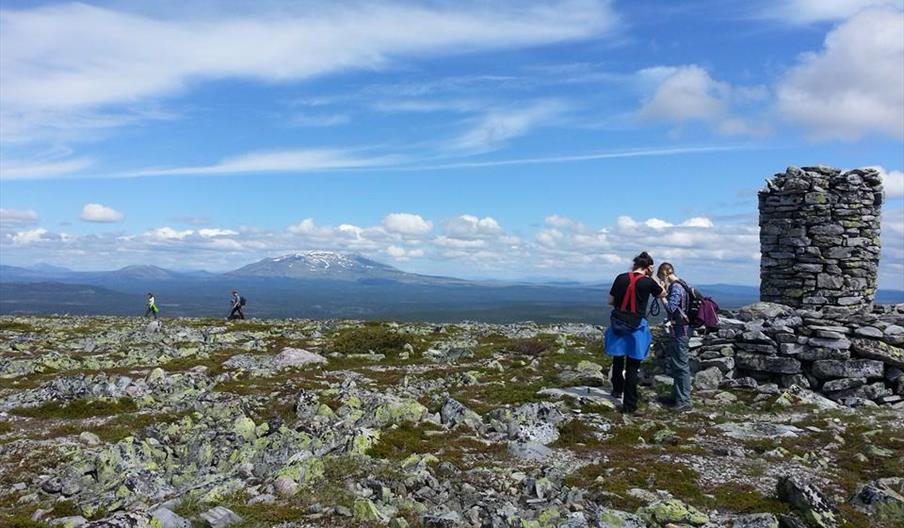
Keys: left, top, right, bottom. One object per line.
{"left": 671, "top": 402, "right": 693, "bottom": 413}
{"left": 617, "top": 405, "right": 644, "bottom": 417}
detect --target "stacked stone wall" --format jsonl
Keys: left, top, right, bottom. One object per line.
{"left": 650, "top": 166, "right": 902, "bottom": 408}
{"left": 759, "top": 166, "right": 883, "bottom": 311}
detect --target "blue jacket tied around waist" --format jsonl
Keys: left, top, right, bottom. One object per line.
{"left": 604, "top": 316, "right": 652, "bottom": 361}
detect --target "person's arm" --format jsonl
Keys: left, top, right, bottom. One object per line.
{"left": 607, "top": 294, "right": 615, "bottom": 306}
{"left": 666, "top": 284, "right": 682, "bottom": 314}
{"left": 651, "top": 277, "right": 667, "bottom": 298}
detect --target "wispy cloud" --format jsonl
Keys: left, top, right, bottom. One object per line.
{"left": 126, "top": 148, "right": 402, "bottom": 176}
{"left": 288, "top": 113, "right": 351, "bottom": 127}
{"left": 756, "top": 0, "right": 902, "bottom": 23}
{"left": 448, "top": 100, "right": 569, "bottom": 152}
{"left": 0, "top": 208, "right": 39, "bottom": 228}
{"left": 1, "top": 1, "right": 616, "bottom": 141}
{"left": 0, "top": 156, "right": 92, "bottom": 180}
{"left": 394, "top": 145, "right": 756, "bottom": 171}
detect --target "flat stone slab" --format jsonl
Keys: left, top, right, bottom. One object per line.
{"left": 200, "top": 506, "right": 242, "bottom": 528}
{"left": 537, "top": 386, "right": 618, "bottom": 408}
{"left": 508, "top": 441, "right": 553, "bottom": 462}
{"left": 716, "top": 421, "right": 804, "bottom": 440}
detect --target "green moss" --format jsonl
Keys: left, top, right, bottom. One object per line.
{"left": 368, "top": 422, "right": 444, "bottom": 460}
{"left": 223, "top": 320, "right": 275, "bottom": 333}
{"left": 2, "top": 515, "right": 51, "bottom": 528}
{"left": 706, "top": 482, "right": 788, "bottom": 515}
{"left": 0, "top": 321, "right": 38, "bottom": 333}
{"left": 330, "top": 326, "right": 408, "bottom": 357}
{"left": 566, "top": 459, "right": 704, "bottom": 511}
{"left": 451, "top": 380, "right": 547, "bottom": 414}
{"left": 0, "top": 422, "right": 14, "bottom": 435}
{"left": 509, "top": 337, "right": 551, "bottom": 355}
{"left": 550, "top": 420, "right": 602, "bottom": 450}
{"left": 10, "top": 397, "right": 139, "bottom": 419}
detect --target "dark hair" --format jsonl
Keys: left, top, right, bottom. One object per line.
{"left": 632, "top": 251, "right": 654, "bottom": 270}
{"left": 147, "top": 292, "right": 153, "bottom": 296}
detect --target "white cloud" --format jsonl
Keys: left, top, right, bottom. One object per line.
{"left": 1, "top": 1, "right": 615, "bottom": 142}
{"left": 198, "top": 228, "right": 239, "bottom": 238}
{"left": 382, "top": 213, "right": 433, "bottom": 236}
{"left": 682, "top": 217, "right": 714, "bottom": 228}
{"left": 386, "top": 245, "right": 424, "bottom": 260}
{"left": 545, "top": 215, "right": 580, "bottom": 230}
{"left": 776, "top": 8, "right": 904, "bottom": 140}
{"left": 444, "top": 215, "right": 502, "bottom": 239}
{"left": 79, "top": 203, "right": 124, "bottom": 223}
{"left": 876, "top": 167, "right": 904, "bottom": 199}
{"left": 2, "top": 208, "right": 898, "bottom": 287}
{"left": 433, "top": 236, "right": 488, "bottom": 249}
{"left": 637, "top": 65, "right": 768, "bottom": 136}
{"left": 449, "top": 100, "right": 567, "bottom": 152}
{"left": 0, "top": 157, "right": 92, "bottom": 180}
{"left": 9, "top": 228, "right": 52, "bottom": 245}
{"left": 0, "top": 208, "right": 39, "bottom": 228}
{"left": 638, "top": 66, "right": 727, "bottom": 122}
{"left": 145, "top": 227, "right": 194, "bottom": 241}
{"left": 644, "top": 218, "right": 673, "bottom": 230}
{"left": 761, "top": 0, "right": 903, "bottom": 23}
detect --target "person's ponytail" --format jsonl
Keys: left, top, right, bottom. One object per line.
{"left": 632, "top": 251, "right": 654, "bottom": 270}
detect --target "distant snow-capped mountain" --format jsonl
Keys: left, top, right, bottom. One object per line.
{"left": 227, "top": 251, "right": 407, "bottom": 280}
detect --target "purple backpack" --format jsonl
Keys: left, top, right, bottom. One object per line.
{"left": 678, "top": 280, "right": 720, "bottom": 330}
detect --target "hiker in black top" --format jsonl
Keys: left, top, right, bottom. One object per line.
{"left": 604, "top": 251, "right": 666, "bottom": 415}
{"left": 228, "top": 290, "right": 245, "bottom": 320}
{"left": 609, "top": 270, "right": 664, "bottom": 329}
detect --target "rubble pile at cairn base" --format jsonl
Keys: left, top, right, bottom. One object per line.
{"left": 663, "top": 302, "right": 904, "bottom": 409}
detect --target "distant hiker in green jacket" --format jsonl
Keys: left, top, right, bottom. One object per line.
{"left": 145, "top": 293, "right": 159, "bottom": 319}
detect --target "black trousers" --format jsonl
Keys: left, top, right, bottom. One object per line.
{"left": 228, "top": 306, "right": 245, "bottom": 320}
{"left": 611, "top": 356, "right": 642, "bottom": 411}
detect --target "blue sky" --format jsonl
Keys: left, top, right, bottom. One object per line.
{"left": 1, "top": 0, "right": 902, "bottom": 288}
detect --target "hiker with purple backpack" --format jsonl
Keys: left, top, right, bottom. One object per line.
{"left": 656, "top": 262, "right": 721, "bottom": 412}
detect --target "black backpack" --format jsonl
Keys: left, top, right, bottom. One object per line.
{"left": 240, "top": 296, "right": 247, "bottom": 306}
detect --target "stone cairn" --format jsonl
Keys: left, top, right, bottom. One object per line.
{"left": 759, "top": 165, "right": 882, "bottom": 312}
{"left": 654, "top": 166, "right": 904, "bottom": 408}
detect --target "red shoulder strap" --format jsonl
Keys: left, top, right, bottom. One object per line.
{"left": 620, "top": 272, "right": 644, "bottom": 313}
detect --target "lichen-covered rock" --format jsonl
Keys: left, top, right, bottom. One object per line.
{"left": 777, "top": 475, "right": 838, "bottom": 528}
{"left": 637, "top": 498, "right": 709, "bottom": 526}
{"left": 851, "top": 477, "right": 904, "bottom": 520}
{"left": 595, "top": 508, "right": 646, "bottom": 528}
{"left": 199, "top": 506, "right": 242, "bottom": 528}
{"left": 440, "top": 398, "right": 482, "bottom": 430}
{"left": 811, "top": 359, "right": 884, "bottom": 380}
{"left": 731, "top": 513, "right": 779, "bottom": 528}
{"left": 850, "top": 338, "right": 904, "bottom": 368}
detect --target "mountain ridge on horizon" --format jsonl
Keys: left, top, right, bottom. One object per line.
{"left": 2, "top": 250, "right": 902, "bottom": 322}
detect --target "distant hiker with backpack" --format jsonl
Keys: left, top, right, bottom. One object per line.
{"left": 657, "top": 263, "right": 693, "bottom": 412}
{"left": 145, "top": 293, "right": 159, "bottom": 320}
{"left": 228, "top": 290, "right": 246, "bottom": 320}
{"left": 604, "top": 251, "right": 666, "bottom": 415}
